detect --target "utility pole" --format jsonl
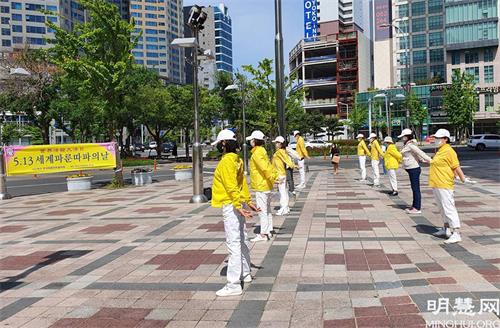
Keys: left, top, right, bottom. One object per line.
{"left": 274, "top": 0, "right": 286, "bottom": 137}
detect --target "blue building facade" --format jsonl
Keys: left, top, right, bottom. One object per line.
{"left": 214, "top": 4, "right": 232, "bottom": 72}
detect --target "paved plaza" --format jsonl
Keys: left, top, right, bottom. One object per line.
{"left": 0, "top": 156, "right": 499, "bottom": 328}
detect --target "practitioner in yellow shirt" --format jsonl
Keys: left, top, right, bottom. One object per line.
{"left": 383, "top": 136, "right": 402, "bottom": 196}
{"left": 356, "top": 133, "right": 370, "bottom": 182}
{"left": 369, "top": 133, "right": 384, "bottom": 187}
{"left": 272, "top": 136, "right": 295, "bottom": 216}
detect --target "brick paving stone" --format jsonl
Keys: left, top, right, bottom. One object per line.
{"left": 1, "top": 160, "right": 499, "bottom": 327}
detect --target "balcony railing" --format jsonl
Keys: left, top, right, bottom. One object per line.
{"left": 303, "top": 98, "right": 337, "bottom": 107}
{"left": 305, "top": 55, "right": 337, "bottom": 63}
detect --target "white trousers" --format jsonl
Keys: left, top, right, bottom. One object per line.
{"left": 388, "top": 169, "right": 398, "bottom": 191}
{"left": 222, "top": 204, "right": 251, "bottom": 288}
{"left": 371, "top": 160, "right": 380, "bottom": 186}
{"left": 359, "top": 156, "right": 367, "bottom": 180}
{"left": 277, "top": 176, "right": 289, "bottom": 211}
{"left": 433, "top": 188, "right": 461, "bottom": 229}
{"left": 297, "top": 159, "right": 306, "bottom": 186}
{"left": 256, "top": 191, "right": 272, "bottom": 235}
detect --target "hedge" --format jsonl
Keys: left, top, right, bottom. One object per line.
{"left": 122, "top": 158, "right": 155, "bottom": 167}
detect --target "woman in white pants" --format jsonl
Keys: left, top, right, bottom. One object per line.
{"left": 356, "top": 134, "right": 370, "bottom": 181}
{"left": 246, "top": 131, "right": 278, "bottom": 242}
{"left": 383, "top": 137, "right": 402, "bottom": 196}
{"left": 369, "top": 133, "right": 384, "bottom": 187}
{"left": 211, "top": 130, "right": 260, "bottom": 297}
{"left": 272, "top": 136, "right": 295, "bottom": 215}
{"left": 429, "top": 129, "right": 466, "bottom": 244}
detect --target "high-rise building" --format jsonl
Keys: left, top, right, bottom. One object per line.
{"left": 184, "top": 4, "right": 232, "bottom": 88}
{"left": 131, "top": 0, "right": 184, "bottom": 83}
{"left": 289, "top": 0, "right": 373, "bottom": 118}
{"left": 0, "top": 0, "right": 60, "bottom": 53}
{"left": 374, "top": 0, "right": 447, "bottom": 89}
{"left": 445, "top": 0, "right": 500, "bottom": 132}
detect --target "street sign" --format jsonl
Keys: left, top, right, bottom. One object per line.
{"left": 304, "top": 0, "right": 318, "bottom": 41}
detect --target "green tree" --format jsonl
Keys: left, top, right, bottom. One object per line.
{"left": 324, "top": 116, "right": 344, "bottom": 140}
{"left": 348, "top": 93, "right": 368, "bottom": 135}
{"left": 443, "top": 70, "right": 478, "bottom": 142}
{"left": 47, "top": 0, "right": 138, "bottom": 142}
{"left": 305, "top": 110, "right": 326, "bottom": 138}
{"left": 405, "top": 91, "right": 428, "bottom": 140}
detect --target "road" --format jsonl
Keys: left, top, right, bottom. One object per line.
{"left": 4, "top": 146, "right": 497, "bottom": 197}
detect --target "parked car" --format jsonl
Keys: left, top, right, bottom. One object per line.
{"left": 305, "top": 139, "right": 331, "bottom": 149}
{"left": 468, "top": 134, "right": 500, "bottom": 151}
{"left": 161, "top": 142, "right": 174, "bottom": 153}
{"left": 148, "top": 141, "right": 157, "bottom": 149}
{"left": 131, "top": 143, "right": 145, "bottom": 152}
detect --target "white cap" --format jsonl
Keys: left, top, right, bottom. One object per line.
{"left": 246, "top": 130, "right": 265, "bottom": 141}
{"left": 383, "top": 136, "right": 394, "bottom": 143}
{"left": 398, "top": 128, "right": 413, "bottom": 138}
{"left": 273, "top": 136, "right": 285, "bottom": 143}
{"left": 433, "top": 128, "right": 451, "bottom": 139}
{"left": 211, "top": 129, "right": 236, "bottom": 146}
{"left": 356, "top": 133, "right": 364, "bottom": 139}
{"left": 293, "top": 130, "right": 300, "bottom": 136}
{"left": 369, "top": 133, "right": 377, "bottom": 139}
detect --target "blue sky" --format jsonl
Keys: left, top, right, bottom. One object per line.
{"left": 183, "top": 0, "right": 303, "bottom": 72}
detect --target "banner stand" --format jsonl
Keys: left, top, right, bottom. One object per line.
{"left": 0, "top": 147, "right": 12, "bottom": 200}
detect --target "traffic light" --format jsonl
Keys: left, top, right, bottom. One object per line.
{"left": 188, "top": 5, "right": 207, "bottom": 30}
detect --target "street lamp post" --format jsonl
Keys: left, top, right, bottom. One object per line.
{"left": 380, "top": 22, "right": 411, "bottom": 128}
{"left": 374, "top": 93, "right": 390, "bottom": 136}
{"left": 172, "top": 5, "right": 208, "bottom": 204}
{"left": 368, "top": 98, "right": 373, "bottom": 136}
{"left": 274, "top": 0, "right": 286, "bottom": 137}
{"left": 225, "top": 83, "right": 248, "bottom": 175}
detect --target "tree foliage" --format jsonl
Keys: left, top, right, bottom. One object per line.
{"left": 406, "top": 91, "right": 428, "bottom": 140}
{"left": 348, "top": 92, "right": 368, "bottom": 134}
{"left": 443, "top": 70, "right": 478, "bottom": 142}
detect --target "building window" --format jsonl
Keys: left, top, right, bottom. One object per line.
{"left": 465, "top": 67, "right": 479, "bottom": 84}
{"left": 428, "top": 32, "right": 443, "bottom": 46}
{"left": 12, "top": 25, "right": 22, "bottom": 32}
{"left": 464, "top": 52, "right": 479, "bottom": 64}
{"left": 1, "top": 39, "right": 11, "bottom": 46}
{"left": 412, "top": 18, "right": 426, "bottom": 32}
{"left": 427, "top": 0, "right": 442, "bottom": 14}
{"left": 428, "top": 15, "right": 442, "bottom": 30}
{"left": 413, "top": 66, "right": 428, "bottom": 82}
{"left": 484, "top": 48, "right": 494, "bottom": 62}
{"left": 430, "top": 65, "right": 444, "bottom": 80}
{"left": 13, "top": 36, "right": 23, "bottom": 44}
{"left": 484, "top": 66, "right": 494, "bottom": 83}
{"left": 484, "top": 94, "right": 494, "bottom": 112}
{"left": 398, "top": 53, "right": 409, "bottom": 65}
{"left": 411, "top": 1, "right": 426, "bottom": 16}
{"left": 413, "top": 50, "right": 427, "bottom": 64}
{"left": 429, "top": 49, "right": 443, "bottom": 63}
{"left": 398, "top": 4, "right": 408, "bottom": 18}
{"left": 452, "top": 68, "right": 461, "bottom": 76}
{"left": 451, "top": 51, "right": 460, "bottom": 65}
{"left": 412, "top": 34, "right": 427, "bottom": 48}
{"left": 446, "top": 21, "right": 498, "bottom": 45}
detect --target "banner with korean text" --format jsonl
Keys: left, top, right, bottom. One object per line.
{"left": 2, "top": 143, "right": 117, "bottom": 176}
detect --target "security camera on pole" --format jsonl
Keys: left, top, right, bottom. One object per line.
{"left": 172, "top": 5, "right": 208, "bottom": 203}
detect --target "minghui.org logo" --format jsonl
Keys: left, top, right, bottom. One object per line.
{"left": 426, "top": 297, "right": 500, "bottom": 328}
{"left": 426, "top": 321, "right": 500, "bottom": 328}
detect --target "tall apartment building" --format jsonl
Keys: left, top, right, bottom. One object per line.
{"left": 0, "top": 0, "right": 60, "bottom": 53}
{"left": 184, "top": 3, "right": 232, "bottom": 88}
{"left": 374, "top": 0, "right": 447, "bottom": 89}
{"left": 289, "top": 0, "right": 373, "bottom": 118}
{"left": 445, "top": 0, "right": 500, "bottom": 132}
{"left": 131, "top": 0, "right": 184, "bottom": 83}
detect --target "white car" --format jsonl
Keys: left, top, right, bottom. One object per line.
{"left": 148, "top": 141, "right": 157, "bottom": 149}
{"left": 468, "top": 134, "right": 500, "bottom": 151}
{"left": 305, "top": 139, "right": 331, "bottom": 149}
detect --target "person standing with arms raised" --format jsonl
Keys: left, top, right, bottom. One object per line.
{"left": 211, "top": 129, "right": 260, "bottom": 297}
{"left": 369, "top": 133, "right": 384, "bottom": 187}
{"left": 246, "top": 130, "right": 278, "bottom": 242}
{"left": 356, "top": 133, "right": 370, "bottom": 182}
{"left": 293, "top": 130, "right": 309, "bottom": 190}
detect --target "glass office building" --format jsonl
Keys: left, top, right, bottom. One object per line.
{"left": 214, "top": 4, "right": 232, "bottom": 72}
{"left": 0, "top": 0, "right": 60, "bottom": 52}
{"left": 393, "top": 0, "right": 447, "bottom": 85}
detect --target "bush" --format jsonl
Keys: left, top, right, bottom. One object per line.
{"left": 308, "top": 146, "right": 357, "bottom": 157}
{"left": 122, "top": 158, "right": 155, "bottom": 167}
{"left": 206, "top": 150, "right": 221, "bottom": 160}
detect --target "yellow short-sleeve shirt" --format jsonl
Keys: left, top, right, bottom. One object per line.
{"left": 429, "top": 144, "right": 460, "bottom": 190}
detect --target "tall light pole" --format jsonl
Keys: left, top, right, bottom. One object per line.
{"left": 380, "top": 22, "right": 411, "bottom": 128}
{"left": 225, "top": 83, "right": 248, "bottom": 175}
{"left": 172, "top": 5, "right": 208, "bottom": 204}
{"left": 374, "top": 93, "right": 390, "bottom": 136}
{"left": 274, "top": 0, "right": 286, "bottom": 137}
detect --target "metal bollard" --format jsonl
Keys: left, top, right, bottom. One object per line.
{"left": 0, "top": 147, "right": 12, "bottom": 200}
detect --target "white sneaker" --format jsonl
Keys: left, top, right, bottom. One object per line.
{"left": 295, "top": 184, "right": 305, "bottom": 190}
{"left": 242, "top": 275, "right": 252, "bottom": 283}
{"left": 276, "top": 208, "right": 289, "bottom": 216}
{"left": 405, "top": 208, "right": 422, "bottom": 214}
{"left": 216, "top": 285, "right": 242, "bottom": 297}
{"left": 360, "top": 179, "right": 367, "bottom": 182}
{"left": 251, "top": 234, "right": 268, "bottom": 242}
{"left": 433, "top": 227, "right": 452, "bottom": 238}
{"left": 444, "top": 232, "right": 462, "bottom": 244}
